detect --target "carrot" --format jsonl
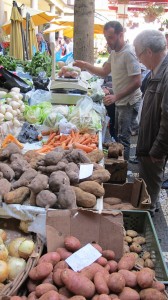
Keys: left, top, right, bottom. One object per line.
{"left": 46, "top": 133, "right": 56, "bottom": 145}
{"left": 60, "top": 135, "right": 68, "bottom": 142}
{"left": 81, "top": 138, "right": 92, "bottom": 145}
{"left": 41, "top": 130, "right": 54, "bottom": 136}
{"left": 89, "top": 144, "right": 97, "bottom": 149}
{"left": 73, "top": 143, "right": 94, "bottom": 153}
{"left": 71, "top": 130, "right": 76, "bottom": 138}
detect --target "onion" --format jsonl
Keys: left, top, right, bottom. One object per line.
{"left": 8, "top": 237, "right": 26, "bottom": 258}
{"left": 11, "top": 87, "right": 20, "bottom": 93}
{"left": 4, "top": 112, "right": 13, "bottom": 121}
{"left": 7, "top": 256, "right": 26, "bottom": 281}
{"left": 18, "top": 240, "right": 35, "bottom": 259}
{"left": 0, "top": 244, "right": 8, "bottom": 261}
{"left": 0, "top": 260, "right": 8, "bottom": 283}
{"left": 0, "top": 229, "right": 7, "bottom": 242}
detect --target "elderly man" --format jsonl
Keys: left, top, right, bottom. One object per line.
{"left": 74, "top": 21, "right": 142, "bottom": 160}
{"left": 133, "top": 30, "right": 168, "bottom": 216}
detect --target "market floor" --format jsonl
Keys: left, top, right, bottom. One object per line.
{"left": 128, "top": 135, "right": 168, "bottom": 271}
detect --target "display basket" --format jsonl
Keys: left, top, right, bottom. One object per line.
{"left": 123, "top": 210, "right": 168, "bottom": 284}
{"left": 0, "top": 218, "right": 43, "bottom": 299}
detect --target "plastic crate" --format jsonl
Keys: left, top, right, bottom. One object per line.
{"left": 123, "top": 210, "right": 168, "bottom": 284}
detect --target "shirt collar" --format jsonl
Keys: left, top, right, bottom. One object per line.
{"left": 151, "top": 55, "right": 167, "bottom": 78}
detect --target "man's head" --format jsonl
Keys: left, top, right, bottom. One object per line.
{"left": 134, "top": 30, "right": 167, "bottom": 70}
{"left": 36, "top": 33, "right": 44, "bottom": 43}
{"left": 103, "top": 21, "right": 124, "bottom": 51}
{"left": 64, "top": 37, "right": 71, "bottom": 44}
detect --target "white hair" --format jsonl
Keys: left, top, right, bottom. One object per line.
{"left": 134, "top": 30, "right": 166, "bottom": 53}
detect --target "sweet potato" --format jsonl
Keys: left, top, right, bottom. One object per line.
{"left": 151, "top": 281, "right": 165, "bottom": 292}
{"left": 109, "top": 295, "right": 119, "bottom": 299}
{"left": 35, "top": 283, "right": 58, "bottom": 298}
{"left": 38, "top": 162, "right": 66, "bottom": 174}
{"left": 45, "top": 151, "right": 64, "bottom": 165}
{"left": 139, "top": 288, "right": 167, "bottom": 300}
{"left": 12, "top": 169, "right": 37, "bottom": 188}
{"left": 57, "top": 183, "right": 76, "bottom": 209}
{"left": 59, "top": 294, "right": 68, "bottom": 300}
{"left": 80, "top": 263, "right": 109, "bottom": 280}
{"left": 28, "top": 174, "right": 49, "bottom": 194}
{"left": 56, "top": 248, "right": 72, "bottom": 260}
{"left": 36, "top": 190, "right": 57, "bottom": 208}
{"left": 97, "top": 296, "right": 111, "bottom": 300}
{"left": 65, "top": 149, "right": 91, "bottom": 164}
{"left": 53, "top": 268, "right": 64, "bottom": 287}
{"left": 69, "top": 297, "right": 86, "bottom": 300}
{"left": 87, "top": 149, "right": 104, "bottom": 163}
{"left": 59, "top": 286, "right": 73, "bottom": 298}
{"left": 49, "top": 171, "right": 70, "bottom": 193}
{"left": 119, "top": 287, "right": 140, "bottom": 300}
{"left": 38, "top": 290, "right": 60, "bottom": 300}
{"left": 78, "top": 181, "right": 105, "bottom": 197}
{"left": 64, "top": 236, "right": 81, "bottom": 252}
{"left": 61, "top": 269, "right": 95, "bottom": 298}
{"left": 27, "top": 279, "right": 39, "bottom": 292}
{"left": 42, "top": 272, "right": 54, "bottom": 285}
{"left": 0, "top": 143, "right": 21, "bottom": 159}
{"left": 107, "top": 260, "right": 118, "bottom": 273}
{"left": 0, "top": 178, "right": 11, "bottom": 196}
{"left": 136, "top": 268, "right": 155, "bottom": 289}
{"left": 73, "top": 186, "right": 96, "bottom": 208}
{"left": 118, "top": 270, "right": 137, "bottom": 287}
{"left": 4, "top": 187, "right": 30, "bottom": 204}
{"left": 38, "top": 252, "right": 61, "bottom": 266}
{"left": 107, "top": 272, "right": 125, "bottom": 293}
{"left": 102, "top": 250, "right": 115, "bottom": 260}
{"left": 0, "top": 163, "right": 15, "bottom": 181}
{"left": 29, "top": 263, "right": 53, "bottom": 281}
{"left": 118, "top": 253, "right": 136, "bottom": 270}
{"left": 89, "top": 169, "right": 111, "bottom": 183}
{"left": 94, "top": 271, "right": 109, "bottom": 294}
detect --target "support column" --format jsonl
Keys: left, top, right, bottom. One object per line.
{"left": 0, "top": 0, "right": 5, "bottom": 26}
{"left": 49, "top": 4, "right": 56, "bottom": 43}
{"left": 30, "top": 0, "right": 38, "bottom": 10}
{"left": 117, "top": 4, "right": 128, "bottom": 28}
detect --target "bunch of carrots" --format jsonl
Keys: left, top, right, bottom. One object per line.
{"left": 36, "top": 131, "right": 98, "bottom": 154}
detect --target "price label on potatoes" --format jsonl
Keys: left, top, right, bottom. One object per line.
{"left": 79, "top": 164, "right": 93, "bottom": 180}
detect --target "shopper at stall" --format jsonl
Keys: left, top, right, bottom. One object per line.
{"left": 74, "top": 21, "right": 142, "bottom": 160}
{"left": 36, "top": 33, "right": 49, "bottom": 54}
{"left": 133, "top": 29, "right": 168, "bottom": 216}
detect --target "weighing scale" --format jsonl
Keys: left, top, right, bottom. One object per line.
{"left": 50, "top": 77, "right": 89, "bottom": 105}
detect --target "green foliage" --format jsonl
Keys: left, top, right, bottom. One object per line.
{"left": 0, "top": 55, "right": 17, "bottom": 71}
{"left": 23, "top": 52, "right": 52, "bottom": 77}
{"left": 144, "top": 5, "right": 164, "bottom": 18}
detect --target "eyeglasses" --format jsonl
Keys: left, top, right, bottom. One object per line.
{"left": 137, "top": 49, "right": 146, "bottom": 60}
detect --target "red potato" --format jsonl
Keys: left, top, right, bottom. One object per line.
{"left": 98, "top": 295, "right": 111, "bottom": 300}
{"left": 139, "top": 288, "right": 167, "bottom": 300}
{"left": 35, "top": 283, "right": 58, "bottom": 298}
{"left": 59, "top": 286, "right": 73, "bottom": 298}
{"left": 42, "top": 272, "right": 54, "bottom": 284}
{"left": 118, "top": 269, "right": 137, "bottom": 287}
{"left": 91, "top": 243, "right": 103, "bottom": 253}
{"left": 64, "top": 236, "right": 81, "bottom": 252}
{"left": 107, "top": 260, "right": 118, "bottom": 273}
{"left": 53, "top": 268, "right": 64, "bottom": 287}
{"left": 21, "top": 297, "right": 27, "bottom": 300}
{"left": 80, "top": 262, "right": 109, "bottom": 280}
{"left": 96, "top": 257, "right": 108, "bottom": 266}
{"left": 61, "top": 269, "right": 95, "bottom": 298}
{"left": 94, "top": 271, "right": 109, "bottom": 295}
{"left": 119, "top": 287, "right": 140, "bottom": 300}
{"left": 59, "top": 295, "right": 68, "bottom": 300}
{"left": 56, "top": 247, "right": 72, "bottom": 260}
{"left": 38, "top": 252, "right": 61, "bottom": 266}
{"left": 10, "top": 297, "right": 23, "bottom": 300}
{"left": 104, "top": 264, "right": 111, "bottom": 272}
{"left": 102, "top": 250, "right": 115, "bottom": 260}
{"left": 27, "top": 279, "right": 40, "bottom": 292}
{"left": 28, "top": 292, "right": 38, "bottom": 300}
{"left": 38, "top": 290, "right": 60, "bottom": 300}
{"left": 118, "top": 253, "right": 136, "bottom": 271}
{"left": 136, "top": 268, "right": 155, "bottom": 289}
{"left": 69, "top": 297, "right": 86, "bottom": 300}
{"left": 109, "top": 295, "right": 119, "bottom": 299}
{"left": 107, "top": 272, "right": 125, "bottom": 293}
{"left": 29, "top": 263, "right": 53, "bottom": 281}
{"left": 152, "top": 281, "right": 165, "bottom": 292}
{"left": 53, "top": 260, "right": 69, "bottom": 272}
{"left": 92, "top": 295, "right": 99, "bottom": 300}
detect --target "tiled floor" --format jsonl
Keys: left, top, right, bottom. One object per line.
{"left": 129, "top": 136, "right": 168, "bottom": 272}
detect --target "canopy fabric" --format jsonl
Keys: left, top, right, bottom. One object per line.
{"left": 9, "top": 6, "right": 24, "bottom": 60}
{"left": 43, "top": 25, "right": 72, "bottom": 35}
{"left": 28, "top": 17, "right": 38, "bottom": 59}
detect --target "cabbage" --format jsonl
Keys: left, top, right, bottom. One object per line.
{"left": 52, "top": 105, "right": 69, "bottom": 117}
{"left": 44, "top": 112, "right": 66, "bottom": 129}
{"left": 24, "top": 102, "right": 52, "bottom": 124}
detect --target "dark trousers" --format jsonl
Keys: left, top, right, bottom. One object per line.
{"left": 105, "top": 104, "right": 116, "bottom": 140}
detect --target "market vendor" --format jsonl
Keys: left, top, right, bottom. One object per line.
{"left": 74, "top": 21, "right": 142, "bottom": 161}
{"left": 133, "top": 30, "right": 168, "bottom": 216}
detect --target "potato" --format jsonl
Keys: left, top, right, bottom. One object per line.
{"left": 27, "top": 279, "right": 39, "bottom": 292}
{"left": 56, "top": 248, "right": 72, "bottom": 260}
{"left": 94, "top": 271, "right": 109, "bottom": 294}
{"left": 126, "top": 230, "right": 138, "bottom": 238}
{"left": 0, "top": 163, "right": 15, "bottom": 181}
{"left": 12, "top": 168, "right": 37, "bottom": 189}
{"left": 139, "top": 288, "right": 167, "bottom": 300}
{"left": 123, "top": 244, "right": 130, "bottom": 254}
{"left": 36, "top": 190, "right": 57, "bottom": 208}
{"left": 97, "top": 295, "right": 111, "bottom": 300}
{"left": 28, "top": 291, "right": 38, "bottom": 300}
{"left": 124, "top": 236, "right": 133, "bottom": 243}
{"left": 42, "top": 272, "right": 53, "bottom": 285}
{"left": 136, "top": 268, "right": 155, "bottom": 289}
{"left": 69, "top": 297, "right": 86, "bottom": 300}
{"left": 73, "top": 186, "right": 96, "bottom": 208}
{"left": 118, "top": 253, "right": 136, "bottom": 270}
{"left": 38, "top": 252, "right": 61, "bottom": 266}
{"left": 10, "top": 297, "right": 23, "bottom": 300}
{"left": 142, "top": 252, "right": 151, "bottom": 260}
{"left": 64, "top": 235, "right": 81, "bottom": 252}
{"left": 61, "top": 269, "right": 95, "bottom": 298}
{"left": 91, "top": 243, "right": 103, "bottom": 253}
{"left": 89, "top": 169, "right": 111, "bottom": 183}
{"left": 0, "top": 178, "right": 11, "bottom": 196}
{"left": 53, "top": 260, "right": 69, "bottom": 272}
{"left": 35, "top": 283, "right": 58, "bottom": 298}
{"left": 38, "top": 290, "right": 60, "bottom": 300}
{"left": 78, "top": 181, "right": 104, "bottom": 197}
{"left": 119, "top": 287, "right": 140, "bottom": 300}
{"left": 107, "top": 260, "right": 118, "bottom": 273}
{"left": 135, "top": 257, "right": 145, "bottom": 267}
{"left": 118, "top": 270, "right": 137, "bottom": 287}
{"left": 45, "top": 151, "right": 64, "bottom": 165}
{"left": 4, "top": 187, "right": 30, "bottom": 204}
{"left": 53, "top": 268, "right": 64, "bottom": 287}
{"left": 102, "top": 250, "right": 115, "bottom": 260}
{"left": 133, "top": 236, "right": 146, "bottom": 245}
{"left": 96, "top": 256, "right": 108, "bottom": 267}
{"left": 107, "top": 272, "right": 125, "bottom": 293}
{"left": 130, "top": 243, "right": 142, "bottom": 254}
{"left": 59, "top": 286, "right": 73, "bottom": 298}
{"left": 28, "top": 174, "right": 49, "bottom": 194}
{"left": 87, "top": 149, "right": 104, "bottom": 163}
{"left": 58, "top": 184, "right": 77, "bottom": 209}
{"left": 103, "top": 197, "right": 122, "bottom": 205}
{"left": 131, "top": 252, "right": 139, "bottom": 259}
{"left": 49, "top": 171, "right": 70, "bottom": 193}
{"left": 29, "top": 263, "right": 53, "bottom": 281}
{"left": 152, "top": 281, "right": 165, "bottom": 292}
{"left": 144, "top": 259, "right": 154, "bottom": 269}
{"left": 109, "top": 295, "right": 119, "bottom": 300}
{"left": 80, "top": 262, "right": 109, "bottom": 280}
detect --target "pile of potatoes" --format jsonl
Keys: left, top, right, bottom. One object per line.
{"left": 124, "top": 230, "right": 155, "bottom": 269}
{"left": 0, "top": 143, "right": 110, "bottom": 209}
{"left": 9, "top": 235, "right": 167, "bottom": 300}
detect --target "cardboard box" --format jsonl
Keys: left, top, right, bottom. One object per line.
{"left": 104, "top": 178, "right": 151, "bottom": 209}
{"left": 104, "top": 157, "right": 127, "bottom": 184}
{"left": 46, "top": 209, "right": 124, "bottom": 261}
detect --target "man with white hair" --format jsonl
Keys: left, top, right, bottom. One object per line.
{"left": 133, "top": 30, "right": 168, "bottom": 216}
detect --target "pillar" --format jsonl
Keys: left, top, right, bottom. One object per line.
{"left": 30, "top": 0, "right": 38, "bottom": 10}
{"left": 0, "top": 0, "right": 5, "bottom": 26}
{"left": 49, "top": 4, "right": 55, "bottom": 43}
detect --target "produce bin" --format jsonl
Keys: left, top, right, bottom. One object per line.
{"left": 123, "top": 210, "right": 168, "bottom": 284}
{"left": 0, "top": 218, "right": 43, "bottom": 298}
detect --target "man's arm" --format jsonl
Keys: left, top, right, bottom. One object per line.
{"left": 73, "top": 60, "right": 111, "bottom": 77}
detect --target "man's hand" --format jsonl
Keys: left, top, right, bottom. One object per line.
{"left": 103, "top": 94, "right": 117, "bottom": 106}
{"left": 73, "top": 60, "right": 86, "bottom": 69}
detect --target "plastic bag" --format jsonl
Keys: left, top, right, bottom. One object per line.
{"left": 89, "top": 80, "right": 105, "bottom": 103}
{"left": 29, "top": 89, "right": 52, "bottom": 105}
{"left": 59, "top": 118, "right": 77, "bottom": 134}
{"left": 0, "top": 67, "right": 32, "bottom": 93}
{"left": 33, "top": 71, "right": 50, "bottom": 91}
